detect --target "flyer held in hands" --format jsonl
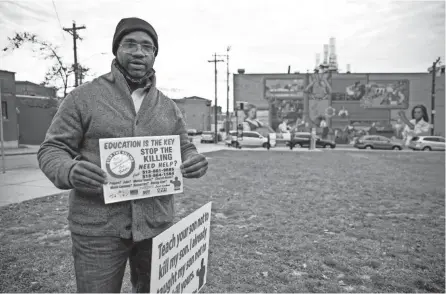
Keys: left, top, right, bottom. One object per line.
{"left": 99, "top": 135, "right": 183, "bottom": 204}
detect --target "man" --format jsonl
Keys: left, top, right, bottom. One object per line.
{"left": 37, "top": 17, "right": 208, "bottom": 293}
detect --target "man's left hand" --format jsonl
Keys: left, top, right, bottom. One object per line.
{"left": 181, "top": 154, "right": 208, "bottom": 178}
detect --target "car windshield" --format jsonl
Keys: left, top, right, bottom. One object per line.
{"left": 411, "top": 137, "right": 419, "bottom": 141}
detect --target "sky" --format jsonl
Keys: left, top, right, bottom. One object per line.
{"left": 0, "top": 0, "right": 445, "bottom": 110}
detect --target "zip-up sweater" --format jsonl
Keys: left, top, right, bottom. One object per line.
{"left": 37, "top": 61, "right": 198, "bottom": 241}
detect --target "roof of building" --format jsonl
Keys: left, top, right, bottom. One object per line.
{"left": 0, "top": 69, "right": 16, "bottom": 74}
{"left": 183, "top": 96, "right": 210, "bottom": 101}
{"left": 173, "top": 96, "right": 211, "bottom": 103}
{"left": 16, "top": 81, "right": 37, "bottom": 85}
{"left": 16, "top": 94, "right": 52, "bottom": 100}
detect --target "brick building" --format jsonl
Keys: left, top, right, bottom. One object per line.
{"left": 173, "top": 96, "right": 212, "bottom": 131}
{"left": 15, "top": 81, "right": 57, "bottom": 98}
{"left": 15, "top": 81, "right": 58, "bottom": 145}
{"left": 233, "top": 70, "right": 445, "bottom": 138}
{"left": 0, "top": 70, "right": 19, "bottom": 148}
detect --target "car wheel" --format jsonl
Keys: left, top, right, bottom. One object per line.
{"left": 296, "top": 143, "right": 302, "bottom": 148}
{"left": 422, "top": 146, "right": 432, "bottom": 151}
{"left": 392, "top": 146, "right": 402, "bottom": 150}
{"left": 324, "top": 144, "right": 331, "bottom": 149}
{"left": 365, "top": 145, "right": 373, "bottom": 150}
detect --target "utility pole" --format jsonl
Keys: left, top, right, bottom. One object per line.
{"left": 208, "top": 53, "right": 224, "bottom": 144}
{"left": 0, "top": 86, "right": 5, "bottom": 173}
{"left": 226, "top": 46, "right": 231, "bottom": 135}
{"left": 63, "top": 21, "right": 86, "bottom": 87}
{"left": 430, "top": 57, "right": 441, "bottom": 136}
{"left": 217, "top": 46, "right": 231, "bottom": 135}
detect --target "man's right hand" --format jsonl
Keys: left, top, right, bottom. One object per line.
{"left": 69, "top": 161, "right": 108, "bottom": 194}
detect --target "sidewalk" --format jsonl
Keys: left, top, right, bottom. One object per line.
{"left": 0, "top": 168, "right": 64, "bottom": 207}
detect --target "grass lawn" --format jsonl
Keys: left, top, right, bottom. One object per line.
{"left": 0, "top": 150, "right": 444, "bottom": 293}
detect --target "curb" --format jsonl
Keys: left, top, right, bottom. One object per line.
{"left": 4, "top": 152, "right": 38, "bottom": 157}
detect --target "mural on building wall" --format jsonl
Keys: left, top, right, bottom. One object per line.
{"left": 251, "top": 74, "right": 417, "bottom": 143}
{"left": 265, "top": 78, "right": 305, "bottom": 99}
{"left": 340, "top": 79, "right": 410, "bottom": 109}
{"left": 240, "top": 103, "right": 274, "bottom": 136}
{"left": 263, "top": 78, "right": 306, "bottom": 134}
{"left": 269, "top": 99, "right": 305, "bottom": 133}
{"left": 305, "top": 70, "right": 333, "bottom": 125}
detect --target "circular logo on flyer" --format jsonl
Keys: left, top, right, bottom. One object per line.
{"left": 106, "top": 151, "right": 135, "bottom": 179}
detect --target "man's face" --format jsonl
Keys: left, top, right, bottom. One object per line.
{"left": 413, "top": 107, "right": 423, "bottom": 120}
{"left": 117, "top": 31, "right": 155, "bottom": 78}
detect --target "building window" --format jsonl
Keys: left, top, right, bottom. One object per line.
{"left": 1, "top": 101, "right": 7, "bottom": 120}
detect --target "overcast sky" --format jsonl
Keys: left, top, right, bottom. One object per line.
{"left": 0, "top": 0, "right": 444, "bottom": 109}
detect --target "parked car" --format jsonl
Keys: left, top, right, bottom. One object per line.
{"left": 187, "top": 129, "right": 198, "bottom": 136}
{"left": 231, "top": 131, "right": 276, "bottom": 149}
{"left": 288, "top": 132, "right": 336, "bottom": 149}
{"left": 408, "top": 136, "right": 445, "bottom": 151}
{"left": 200, "top": 131, "right": 222, "bottom": 143}
{"left": 354, "top": 135, "right": 403, "bottom": 150}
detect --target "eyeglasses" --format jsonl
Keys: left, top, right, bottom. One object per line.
{"left": 119, "top": 42, "right": 156, "bottom": 56}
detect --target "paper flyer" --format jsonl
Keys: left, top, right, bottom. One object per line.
{"left": 99, "top": 135, "right": 183, "bottom": 204}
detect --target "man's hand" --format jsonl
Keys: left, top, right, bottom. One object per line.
{"left": 69, "top": 161, "right": 108, "bottom": 194}
{"left": 180, "top": 154, "right": 208, "bottom": 179}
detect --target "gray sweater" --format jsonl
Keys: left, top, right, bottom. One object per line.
{"left": 38, "top": 61, "right": 198, "bottom": 241}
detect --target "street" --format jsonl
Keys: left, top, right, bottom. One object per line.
{"left": 2, "top": 154, "right": 39, "bottom": 171}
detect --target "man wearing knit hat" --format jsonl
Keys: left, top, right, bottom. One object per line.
{"left": 38, "top": 17, "right": 208, "bottom": 293}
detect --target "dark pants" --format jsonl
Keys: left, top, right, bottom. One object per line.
{"left": 71, "top": 233, "right": 152, "bottom": 293}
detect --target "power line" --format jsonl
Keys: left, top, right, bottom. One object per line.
{"left": 51, "top": 0, "right": 66, "bottom": 41}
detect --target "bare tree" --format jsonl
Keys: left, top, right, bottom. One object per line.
{"left": 2, "top": 32, "right": 89, "bottom": 98}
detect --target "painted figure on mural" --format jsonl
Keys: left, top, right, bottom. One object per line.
{"left": 242, "top": 103, "right": 275, "bottom": 134}
{"left": 305, "top": 69, "right": 332, "bottom": 100}
{"left": 399, "top": 104, "right": 430, "bottom": 146}
{"left": 270, "top": 98, "right": 304, "bottom": 132}
{"left": 361, "top": 80, "right": 409, "bottom": 108}
{"left": 346, "top": 81, "right": 366, "bottom": 100}
{"left": 393, "top": 118, "right": 405, "bottom": 139}
{"left": 320, "top": 117, "right": 329, "bottom": 139}
{"left": 380, "top": 83, "right": 406, "bottom": 106}
{"left": 338, "top": 106, "right": 349, "bottom": 118}
{"left": 305, "top": 69, "right": 332, "bottom": 127}
{"left": 278, "top": 118, "right": 291, "bottom": 133}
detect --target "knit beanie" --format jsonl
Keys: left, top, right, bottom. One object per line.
{"left": 112, "top": 17, "right": 158, "bottom": 56}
